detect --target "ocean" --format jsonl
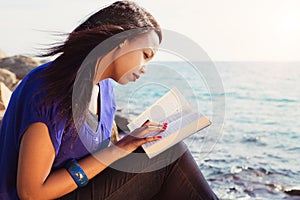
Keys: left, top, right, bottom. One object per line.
{"left": 113, "top": 61, "right": 300, "bottom": 200}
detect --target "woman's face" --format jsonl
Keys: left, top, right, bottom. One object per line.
{"left": 97, "top": 31, "right": 160, "bottom": 84}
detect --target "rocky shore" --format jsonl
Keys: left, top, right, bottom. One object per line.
{"left": 0, "top": 49, "right": 128, "bottom": 140}
{"left": 0, "top": 49, "right": 43, "bottom": 123}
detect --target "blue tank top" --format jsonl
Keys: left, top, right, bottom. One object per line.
{"left": 0, "top": 62, "right": 116, "bottom": 199}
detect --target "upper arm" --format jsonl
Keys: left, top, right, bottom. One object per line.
{"left": 17, "top": 122, "right": 56, "bottom": 198}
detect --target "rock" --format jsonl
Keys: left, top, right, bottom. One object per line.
{"left": 11, "top": 80, "right": 21, "bottom": 91}
{"left": 0, "top": 49, "right": 7, "bottom": 59}
{"left": 39, "top": 58, "right": 51, "bottom": 64}
{"left": 0, "top": 68, "right": 18, "bottom": 91}
{"left": 284, "top": 185, "right": 300, "bottom": 196}
{"left": 0, "top": 55, "right": 40, "bottom": 79}
{"left": 115, "top": 114, "right": 130, "bottom": 135}
{"left": 109, "top": 114, "right": 131, "bottom": 144}
{"left": 110, "top": 121, "right": 120, "bottom": 145}
{"left": 0, "top": 110, "right": 4, "bottom": 124}
{"left": 0, "top": 82, "right": 12, "bottom": 111}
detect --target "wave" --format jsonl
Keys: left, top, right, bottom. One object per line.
{"left": 224, "top": 93, "right": 299, "bottom": 103}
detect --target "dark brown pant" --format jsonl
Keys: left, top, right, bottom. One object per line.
{"left": 58, "top": 142, "right": 218, "bottom": 200}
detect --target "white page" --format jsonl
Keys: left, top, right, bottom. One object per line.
{"left": 142, "top": 115, "right": 211, "bottom": 158}
{"left": 141, "top": 112, "right": 201, "bottom": 149}
{"left": 127, "top": 87, "right": 192, "bottom": 131}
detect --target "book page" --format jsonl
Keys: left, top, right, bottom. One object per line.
{"left": 127, "top": 87, "right": 192, "bottom": 131}
{"left": 142, "top": 115, "right": 211, "bottom": 158}
{"left": 142, "top": 112, "right": 201, "bottom": 148}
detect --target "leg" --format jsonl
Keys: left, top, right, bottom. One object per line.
{"left": 151, "top": 146, "right": 219, "bottom": 200}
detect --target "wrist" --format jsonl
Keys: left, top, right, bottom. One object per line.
{"left": 92, "top": 144, "right": 128, "bottom": 167}
{"left": 107, "top": 143, "right": 130, "bottom": 160}
{"left": 65, "top": 159, "right": 89, "bottom": 187}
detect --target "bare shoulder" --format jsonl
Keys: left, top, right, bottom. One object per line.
{"left": 19, "top": 122, "right": 55, "bottom": 162}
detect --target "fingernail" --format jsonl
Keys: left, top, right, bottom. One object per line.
{"left": 156, "top": 136, "right": 162, "bottom": 139}
{"left": 163, "top": 122, "right": 168, "bottom": 126}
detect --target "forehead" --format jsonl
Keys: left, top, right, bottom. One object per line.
{"left": 128, "top": 31, "right": 160, "bottom": 50}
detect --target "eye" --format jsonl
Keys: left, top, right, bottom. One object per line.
{"left": 143, "top": 51, "right": 150, "bottom": 59}
{"left": 143, "top": 48, "right": 154, "bottom": 60}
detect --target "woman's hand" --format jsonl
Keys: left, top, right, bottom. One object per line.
{"left": 114, "top": 120, "right": 167, "bottom": 156}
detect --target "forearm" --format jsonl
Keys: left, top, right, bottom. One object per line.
{"left": 79, "top": 144, "right": 128, "bottom": 180}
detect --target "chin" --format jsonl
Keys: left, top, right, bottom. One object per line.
{"left": 117, "top": 79, "right": 129, "bottom": 85}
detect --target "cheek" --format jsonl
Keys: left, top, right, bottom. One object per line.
{"left": 113, "top": 51, "right": 143, "bottom": 77}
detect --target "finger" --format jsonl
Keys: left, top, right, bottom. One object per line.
{"left": 143, "top": 135, "right": 163, "bottom": 143}
{"left": 147, "top": 123, "right": 168, "bottom": 133}
{"left": 143, "top": 121, "right": 168, "bottom": 128}
{"left": 147, "top": 122, "right": 168, "bottom": 131}
{"left": 141, "top": 120, "right": 168, "bottom": 128}
{"left": 143, "top": 125, "right": 164, "bottom": 133}
{"left": 132, "top": 124, "right": 167, "bottom": 138}
{"left": 134, "top": 135, "right": 162, "bottom": 147}
{"left": 147, "top": 122, "right": 162, "bottom": 127}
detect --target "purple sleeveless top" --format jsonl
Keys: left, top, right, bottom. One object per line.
{"left": 0, "top": 62, "right": 116, "bottom": 199}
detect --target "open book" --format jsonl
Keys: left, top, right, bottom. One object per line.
{"left": 127, "top": 87, "right": 211, "bottom": 158}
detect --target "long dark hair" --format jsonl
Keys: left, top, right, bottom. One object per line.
{"left": 37, "top": 1, "right": 162, "bottom": 137}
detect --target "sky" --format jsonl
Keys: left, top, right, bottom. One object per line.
{"left": 0, "top": 0, "right": 300, "bottom": 61}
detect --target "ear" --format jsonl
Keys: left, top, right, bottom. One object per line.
{"left": 118, "top": 39, "right": 128, "bottom": 49}
{"left": 118, "top": 42, "right": 125, "bottom": 48}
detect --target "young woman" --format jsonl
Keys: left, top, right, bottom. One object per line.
{"left": 0, "top": 1, "right": 219, "bottom": 199}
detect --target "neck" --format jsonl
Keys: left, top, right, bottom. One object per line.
{"left": 93, "top": 50, "right": 115, "bottom": 85}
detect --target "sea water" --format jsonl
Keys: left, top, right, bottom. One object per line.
{"left": 114, "top": 61, "right": 300, "bottom": 200}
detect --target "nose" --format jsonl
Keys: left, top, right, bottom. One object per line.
{"left": 140, "top": 65, "right": 147, "bottom": 74}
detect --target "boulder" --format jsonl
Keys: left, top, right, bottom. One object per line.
{"left": 0, "top": 49, "right": 6, "bottom": 59}
{"left": 110, "top": 121, "right": 120, "bottom": 145}
{"left": 11, "top": 80, "right": 21, "bottom": 91}
{"left": 284, "top": 185, "right": 300, "bottom": 196}
{"left": 108, "top": 113, "right": 131, "bottom": 144}
{"left": 0, "top": 55, "right": 40, "bottom": 79}
{"left": 0, "top": 82, "right": 12, "bottom": 111}
{"left": 0, "top": 68, "right": 18, "bottom": 91}
{"left": 0, "top": 110, "right": 4, "bottom": 124}
{"left": 115, "top": 113, "right": 130, "bottom": 135}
